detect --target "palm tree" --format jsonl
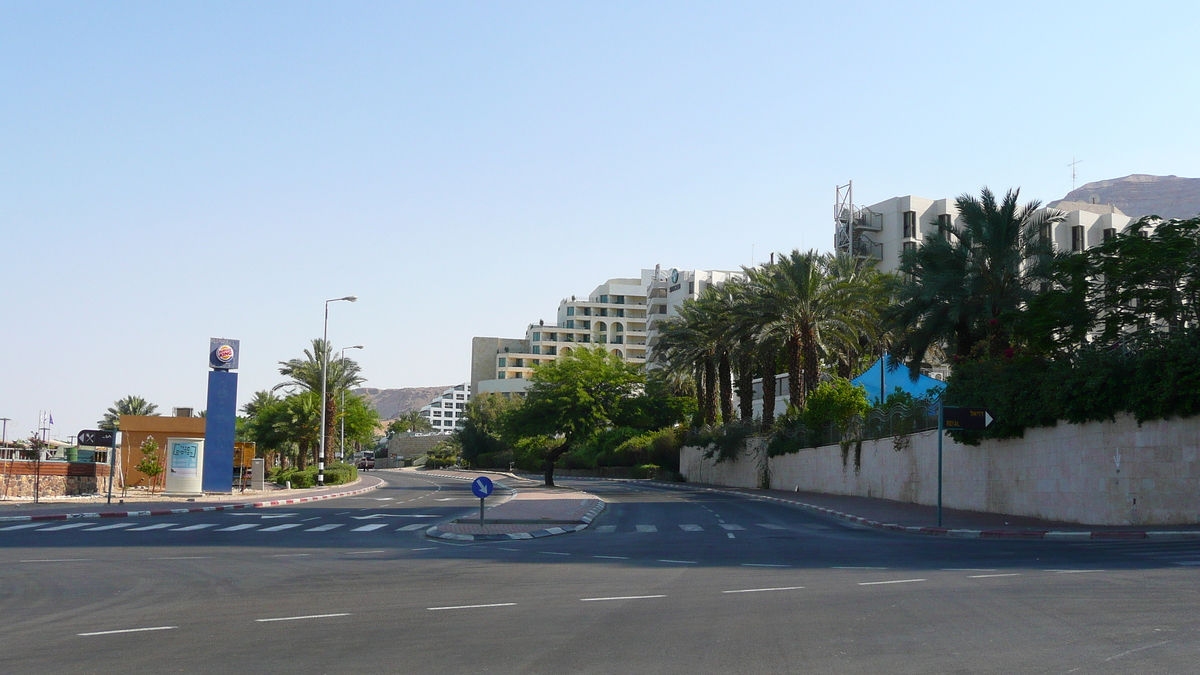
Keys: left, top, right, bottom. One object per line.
{"left": 886, "top": 187, "right": 1061, "bottom": 374}
{"left": 242, "top": 390, "right": 281, "bottom": 418}
{"left": 388, "top": 410, "right": 433, "bottom": 436}
{"left": 276, "top": 339, "right": 366, "bottom": 465}
{"left": 98, "top": 395, "right": 159, "bottom": 430}
{"left": 274, "top": 392, "right": 321, "bottom": 470}
{"left": 653, "top": 310, "right": 717, "bottom": 425}
{"left": 743, "top": 250, "right": 872, "bottom": 410}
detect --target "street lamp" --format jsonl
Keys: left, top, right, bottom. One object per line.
{"left": 340, "top": 345, "right": 364, "bottom": 461}
{"left": 320, "top": 295, "right": 358, "bottom": 488}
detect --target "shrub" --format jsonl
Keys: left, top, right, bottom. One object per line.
{"left": 803, "top": 378, "right": 871, "bottom": 434}
{"left": 631, "top": 464, "right": 660, "bottom": 479}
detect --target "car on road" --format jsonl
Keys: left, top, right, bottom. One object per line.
{"left": 356, "top": 454, "right": 375, "bottom": 471}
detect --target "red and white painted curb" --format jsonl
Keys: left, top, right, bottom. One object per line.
{"left": 0, "top": 477, "right": 381, "bottom": 523}
{"left": 641, "top": 480, "right": 1200, "bottom": 542}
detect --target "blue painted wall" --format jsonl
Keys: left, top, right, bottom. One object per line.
{"left": 202, "top": 370, "right": 238, "bottom": 492}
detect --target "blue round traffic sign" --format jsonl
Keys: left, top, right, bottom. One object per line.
{"left": 471, "top": 476, "right": 494, "bottom": 499}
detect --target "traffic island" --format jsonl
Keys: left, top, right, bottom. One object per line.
{"left": 425, "top": 489, "right": 606, "bottom": 542}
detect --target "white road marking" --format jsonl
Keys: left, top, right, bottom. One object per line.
{"left": 345, "top": 550, "right": 385, "bottom": 555}
{"left": 581, "top": 595, "right": 666, "bottom": 602}
{"left": 351, "top": 523, "right": 388, "bottom": 532}
{"left": 81, "top": 523, "right": 136, "bottom": 531}
{"left": 127, "top": 523, "right": 174, "bottom": 531}
{"left": 259, "top": 524, "right": 302, "bottom": 532}
{"left": 305, "top": 524, "right": 344, "bottom": 532}
{"left": 635, "top": 525, "right": 657, "bottom": 533}
{"left": 679, "top": 524, "right": 703, "bottom": 532}
{"left": 969, "top": 573, "right": 1021, "bottom": 578}
{"left": 832, "top": 566, "right": 888, "bottom": 570}
{"left": 742, "top": 563, "right": 789, "bottom": 568}
{"left": 593, "top": 555, "right": 629, "bottom": 560}
{"left": 267, "top": 553, "right": 310, "bottom": 557}
{"left": 37, "top": 523, "right": 90, "bottom": 532}
{"left": 171, "top": 524, "right": 217, "bottom": 531}
{"left": 757, "top": 524, "right": 787, "bottom": 530}
{"left": 20, "top": 558, "right": 92, "bottom": 563}
{"left": 658, "top": 559, "right": 697, "bottom": 564}
{"left": 719, "top": 524, "right": 745, "bottom": 531}
{"left": 858, "top": 578, "right": 927, "bottom": 586}
{"left": 498, "top": 547, "right": 520, "bottom": 552}
{"left": 594, "top": 525, "right": 616, "bottom": 533}
{"left": 1101, "top": 639, "right": 1173, "bottom": 663}
{"left": 427, "top": 603, "right": 516, "bottom": 611}
{"left": 943, "top": 568, "right": 997, "bottom": 572}
{"left": 539, "top": 551, "right": 570, "bottom": 556}
{"left": 727, "top": 533, "right": 735, "bottom": 539}
{"left": 0, "top": 523, "right": 45, "bottom": 531}
{"left": 301, "top": 517, "right": 321, "bottom": 521}
{"left": 150, "top": 556, "right": 211, "bottom": 560}
{"left": 215, "top": 524, "right": 260, "bottom": 532}
{"left": 256, "top": 613, "right": 350, "bottom": 622}
{"left": 79, "top": 626, "right": 176, "bottom": 636}
{"left": 723, "top": 586, "right": 804, "bottom": 594}
{"left": 411, "top": 547, "right": 436, "bottom": 551}
{"left": 1047, "top": 569, "right": 1105, "bottom": 574}
{"left": 396, "top": 524, "right": 426, "bottom": 531}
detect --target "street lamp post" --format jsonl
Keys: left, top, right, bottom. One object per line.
{"left": 320, "top": 296, "right": 358, "bottom": 488}
{"left": 340, "top": 345, "right": 364, "bottom": 461}
{"left": 0, "top": 418, "right": 10, "bottom": 446}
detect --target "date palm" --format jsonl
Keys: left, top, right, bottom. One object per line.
{"left": 275, "top": 339, "right": 366, "bottom": 464}
{"left": 98, "top": 395, "right": 159, "bottom": 431}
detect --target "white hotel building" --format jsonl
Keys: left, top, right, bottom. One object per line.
{"left": 834, "top": 183, "right": 1134, "bottom": 274}
{"left": 471, "top": 267, "right": 744, "bottom": 396}
{"left": 416, "top": 383, "right": 470, "bottom": 432}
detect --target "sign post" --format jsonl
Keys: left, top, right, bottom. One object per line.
{"left": 79, "top": 429, "right": 118, "bottom": 505}
{"left": 936, "top": 406, "right": 995, "bottom": 527}
{"left": 471, "top": 476, "right": 494, "bottom": 527}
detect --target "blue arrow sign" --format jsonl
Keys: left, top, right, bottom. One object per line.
{"left": 471, "top": 476, "right": 494, "bottom": 499}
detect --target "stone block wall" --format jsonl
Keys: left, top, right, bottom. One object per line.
{"left": 681, "top": 413, "right": 1200, "bottom": 526}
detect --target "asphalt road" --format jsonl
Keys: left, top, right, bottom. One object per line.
{"left": 2, "top": 471, "right": 1198, "bottom": 674}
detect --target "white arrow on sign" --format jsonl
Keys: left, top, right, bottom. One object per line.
{"left": 985, "top": 411, "right": 994, "bottom": 427}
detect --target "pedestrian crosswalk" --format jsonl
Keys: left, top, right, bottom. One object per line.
{"left": 1072, "top": 540, "right": 1200, "bottom": 566}
{"left": 593, "top": 523, "right": 790, "bottom": 534}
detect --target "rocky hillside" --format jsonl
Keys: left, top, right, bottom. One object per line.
{"left": 1052, "top": 174, "right": 1200, "bottom": 220}
{"left": 353, "top": 386, "right": 450, "bottom": 420}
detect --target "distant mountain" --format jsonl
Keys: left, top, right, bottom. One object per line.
{"left": 1051, "top": 174, "right": 1200, "bottom": 220}
{"left": 353, "top": 386, "right": 450, "bottom": 420}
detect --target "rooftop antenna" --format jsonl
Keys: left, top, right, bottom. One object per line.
{"left": 1068, "top": 157, "right": 1083, "bottom": 192}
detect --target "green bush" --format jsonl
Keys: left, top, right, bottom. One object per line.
{"left": 472, "top": 451, "right": 513, "bottom": 470}
{"left": 631, "top": 464, "right": 660, "bottom": 479}
{"left": 273, "top": 462, "right": 358, "bottom": 488}
{"left": 686, "top": 422, "right": 756, "bottom": 463}
{"left": 803, "top": 378, "right": 871, "bottom": 434}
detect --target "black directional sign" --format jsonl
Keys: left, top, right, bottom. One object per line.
{"left": 942, "top": 407, "right": 995, "bottom": 431}
{"left": 77, "top": 429, "right": 116, "bottom": 447}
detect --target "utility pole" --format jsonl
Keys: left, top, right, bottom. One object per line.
{"left": 1068, "top": 157, "right": 1083, "bottom": 192}
{"left": 0, "top": 418, "right": 9, "bottom": 446}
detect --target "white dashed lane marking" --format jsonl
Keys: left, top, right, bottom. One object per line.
{"left": 215, "top": 524, "right": 260, "bottom": 532}
{"left": 635, "top": 525, "right": 658, "bottom": 533}
{"left": 37, "top": 523, "right": 90, "bottom": 532}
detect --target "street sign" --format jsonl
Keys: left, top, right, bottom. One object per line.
{"left": 471, "top": 476, "right": 494, "bottom": 499}
{"left": 77, "top": 429, "right": 115, "bottom": 448}
{"left": 942, "top": 406, "right": 995, "bottom": 431}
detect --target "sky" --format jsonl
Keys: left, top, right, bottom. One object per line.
{"left": 2, "top": 1, "right": 1198, "bottom": 441}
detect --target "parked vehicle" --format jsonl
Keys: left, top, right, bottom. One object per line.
{"left": 356, "top": 454, "right": 375, "bottom": 470}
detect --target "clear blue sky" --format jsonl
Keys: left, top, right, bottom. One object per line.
{"left": 3, "top": 1, "right": 1197, "bottom": 439}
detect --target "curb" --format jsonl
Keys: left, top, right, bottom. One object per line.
{"left": 425, "top": 499, "right": 607, "bottom": 542}
{"left": 636, "top": 480, "right": 1200, "bottom": 542}
{"left": 0, "top": 477, "right": 382, "bottom": 523}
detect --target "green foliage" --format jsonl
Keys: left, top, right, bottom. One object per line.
{"left": 133, "top": 436, "right": 165, "bottom": 491}
{"left": 687, "top": 422, "right": 757, "bottom": 463}
{"left": 945, "top": 331, "right": 1200, "bottom": 444}
{"left": 457, "top": 394, "right": 522, "bottom": 465}
{"left": 422, "top": 441, "right": 461, "bottom": 469}
{"left": 387, "top": 411, "right": 433, "bottom": 436}
{"left": 631, "top": 464, "right": 660, "bottom": 479}
{"left": 802, "top": 378, "right": 871, "bottom": 434}
{"left": 274, "top": 462, "right": 358, "bottom": 488}
{"left": 338, "top": 392, "right": 381, "bottom": 448}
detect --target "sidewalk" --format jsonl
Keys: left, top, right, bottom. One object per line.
{"left": 0, "top": 476, "right": 382, "bottom": 522}
{"left": 647, "top": 480, "right": 1200, "bottom": 540}
{"left": 416, "top": 469, "right": 605, "bottom": 541}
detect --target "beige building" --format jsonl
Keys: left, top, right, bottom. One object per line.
{"left": 472, "top": 268, "right": 743, "bottom": 396}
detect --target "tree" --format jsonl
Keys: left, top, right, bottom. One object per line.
{"left": 456, "top": 394, "right": 522, "bottom": 466}
{"left": 134, "top": 436, "right": 165, "bottom": 492}
{"left": 275, "top": 392, "right": 322, "bottom": 470}
{"left": 887, "top": 187, "right": 1062, "bottom": 374}
{"left": 387, "top": 410, "right": 433, "bottom": 437}
{"left": 99, "top": 395, "right": 159, "bottom": 430}
{"left": 338, "top": 392, "right": 381, "bottom": 454}
{"left": 276, "top": 339, "right": 366, "bottom": 465}
{"left": 743, "top": 250, "right": 875, "bottom": 410}
{"left": 505, "top": 346, "right": 642, "bottom": 486}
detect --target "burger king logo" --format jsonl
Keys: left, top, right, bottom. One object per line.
{"left": 216, "top": 344, "right": 235, "bottom": 363}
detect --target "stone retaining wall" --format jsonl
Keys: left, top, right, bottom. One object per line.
{"left": 681, "top": 413, "right": 1200, "bottom": 526}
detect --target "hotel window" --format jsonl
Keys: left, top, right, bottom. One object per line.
{"left": 902, "top": 241, "right": 917, "bottom": 256}
{"left": 1072, "top": 226, "right": 1085, "bottom": 252}
{"left": 599, "top": 295, "right": 609, "bottom": 303}
{"left": 903, "top": 211, "right": 917, "bottom": 239}
{"left": 433, "top": 411, "right": 441, "bottom": 417}
{"left": 532, "top": 346, "right": 540, "bottom": 354}
{"left": 1103, "top": 228, "right": 1116, "bottom": 241}
{"left": 532, "top": 332, "right": 540, "bottom": 341}
{"left": 937, "top": 214, "right": 952, "bottom": 241}
{"left": 498, "top": 372, "right": 505, "bottom": 379}
{"left": 566, "top": 306, "right": 575, "bottom": 316}
{"left": 498, "top": 357, "right": 506, "bottom": 367}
